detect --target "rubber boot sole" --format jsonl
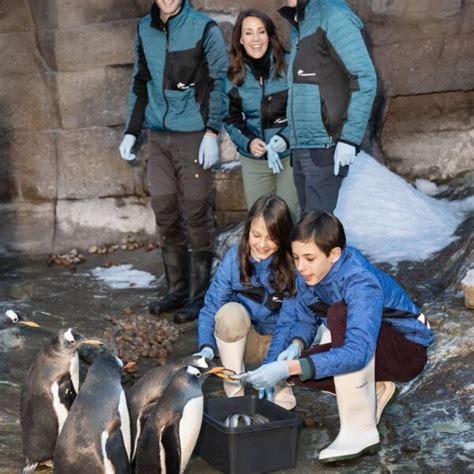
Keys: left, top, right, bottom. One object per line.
{"left": 319, "top": 442, "right": 380, "bottom": 464}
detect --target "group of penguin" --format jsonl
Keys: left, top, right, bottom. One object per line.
{"left": 5, "top": 310, "right": 227, "bottom": 474}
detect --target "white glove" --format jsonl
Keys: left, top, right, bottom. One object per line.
{"left": 266, "top": 145, "right": 283, "bottom": 174}
{"left": 334, "top": 142, "right": 356, "bottom": 176}
{"left": 193, "top": 347, "right": 215, "bottom": 361}
{"left": 119, "top": 134, "right": 137, "bottom": 161}
{"left": 198, "top": 134, "right": 220, "bottom": 170}
{"left": 268, "top": 135, "right": 287, "bottom": 154}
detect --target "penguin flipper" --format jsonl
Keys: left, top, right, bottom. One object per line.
{"left": 106, "top": 419, "right": 131, "bottom": 474}
{"left": 161, "top": 417, "right": 182, "bottom": 474}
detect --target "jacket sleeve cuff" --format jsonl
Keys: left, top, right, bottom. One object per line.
{"left": 338, "top": 138, "right": 360, "bottom": 154}
{"left": 299, "top": 357, "right": 316, "bottom": 382}
{"left": 199, "top": 343, "right": 216, "bottom": 352}
{"left": 205, "top": 127, "right": 219, "bottom": 135}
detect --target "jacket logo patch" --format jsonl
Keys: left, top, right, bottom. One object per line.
{"left": 297, "top": 69, "right": 316, "bottom": 77}
{"left": 274, "top": 117, "right": 288, "bottom": 125}
{"left": 272, "top": 296, "right": 283, "bottom": 303}
{"left": 176, "top": 82, "right": 195, "bottom": 90}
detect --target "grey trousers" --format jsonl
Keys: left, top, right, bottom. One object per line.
{"left": 292, "top": 147, "right": 349, "bottom": 214}
{"left": 147, "top": 130, "right": 215, "bottom": 251}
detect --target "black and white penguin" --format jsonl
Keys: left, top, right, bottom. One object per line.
{"left": 20, "top": 328, "right": 100, "bottom": 474}
{"left": 128, "top": 355, "right": 213, "bottom": 460}
{"left": 134, "top": 365, "right": 210, "bottom": 474}
{"left": 53, "top": 354, "right": 131, "bottom": 474}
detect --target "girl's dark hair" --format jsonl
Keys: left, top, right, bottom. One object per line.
{"left": 228, "top": 9, "right": 287, "bottom": 87}
{"left": 290, "top": 212, "right": 346, "bottom": 257}
{"left": 239, "top": 194, "right": 295, "bottom": 296}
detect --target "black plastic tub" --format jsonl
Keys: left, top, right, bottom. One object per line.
{"left": 196, "top": 395, "right": 302, "bottom": 473}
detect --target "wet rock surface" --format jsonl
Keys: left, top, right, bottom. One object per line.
{"left": 0, "top": 216, "right": 472, "bottom": 473}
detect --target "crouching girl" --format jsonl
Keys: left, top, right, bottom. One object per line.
{"left": 193, "top": 194, "right": 297, "bottom": 409}
{"left": 244, "top": 211, "right": 433, "bottom": 462}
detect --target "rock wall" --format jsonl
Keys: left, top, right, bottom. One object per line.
{"left": 0, "top": 0, "right": 472, "bottom": 253}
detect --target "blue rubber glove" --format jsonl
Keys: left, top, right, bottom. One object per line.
{"left": 199, "top": 134, "right": 219, "bottom": 170}
{"left": 266, "top": 145, "right": 283, "bottom": 175}
{"left": 119, "top": 134, "right": 137, "bottom": 161}
{"left": 193, "top": 347, "right": 215, "bottom": 361}
{"left": 268, "top": 135, "right": 287, "bottom": 154}
{"left": 334, "top": 142, "right": 356, "bottom": 176}
{"left": 244, "top": 361, "right": 289, "bottom": 390}
{"left": 277, "top": 343, "right": 301, "bottom": 362}
{"left": 258, "top": 387, "right": 275, "bottom": 402}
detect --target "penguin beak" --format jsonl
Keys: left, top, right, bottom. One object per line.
{"left": 78, "top": 339, "right": 103, "bottom": 346}
{"left": 123, "top": 361, "right": 137, "bottom": 372}
{"left": 204, "top": 367, "right": 237, "bottom": 381}
{"left": 17, "top": 320, "right": 40, "bottom": 328}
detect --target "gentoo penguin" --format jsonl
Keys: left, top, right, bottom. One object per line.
{"left": 134, "top": 365, "right": 210, "bottom": 474}
{"left": 54, "top": 354, "right": 131, "bottom": 474}
{"left": 128, "top": 355, "right": 213, "bottom": 460}
{"left": 0, "top": 309, "right": 39, "bottom": 331}
{"left": 20, "top": 328, "right": 101, "bottom": 474}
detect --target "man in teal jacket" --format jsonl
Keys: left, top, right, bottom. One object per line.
{"left": 119, "top": 0, "right": 227, "bottom": 323}
{"left": 279, "top": 0, "right": 377, "bottom": 213}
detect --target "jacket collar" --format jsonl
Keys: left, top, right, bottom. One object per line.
{"left": 278, "top": 0, "right": 310, "bottom": 27}
{"left": 150, "top": 0, "right": 188, "bottom": 31}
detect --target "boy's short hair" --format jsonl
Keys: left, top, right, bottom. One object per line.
{"left": 290, "top": 211, "right": 346, "bottom": 256}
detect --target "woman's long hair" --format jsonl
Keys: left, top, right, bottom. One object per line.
{"left": 239, "top": 194, "right": 295, "bottom": 296}
{"left": 228, "top": 9, "right": 287, "bottom": 87}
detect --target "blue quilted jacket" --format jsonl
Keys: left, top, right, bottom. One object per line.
{"left": 279, "top": 0, "right": 377, "bottom": 149}
{"left": 198, "top": 245, "right": 291, "bottom": 355}
{"left": 267, "top": 247, "right": 434, "bottom": 378}
{"left": 125, "top": 0, "right": 227, "bottom": 136}
{"left": 222, "top": 55, "right": 291, "bottom": 159}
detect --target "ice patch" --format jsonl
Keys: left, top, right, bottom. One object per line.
{"left": 461, "top": 269, "right": 474, "bottom": 286}
{"left": 90, "top": 265, "right": 156, "bottom": 289}
{"left": 335, "top": 153, "right": 473, "bottom": 264}
{"left": 414, "top": 179, "right": 448, "bottom": 196}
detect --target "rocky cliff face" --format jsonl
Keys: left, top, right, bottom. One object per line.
{"left": 0, "top": 0, "right": 472, "bottom": 253}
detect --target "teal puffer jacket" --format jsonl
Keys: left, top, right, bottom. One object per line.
{"left": 279, "top": 0, "right": 377, "bottom": 149}
{"left": 222, "top": 55, "right": 291, "bottom": 159}
{"left": 125, "top": 0, "right": 227, "bottom": 136}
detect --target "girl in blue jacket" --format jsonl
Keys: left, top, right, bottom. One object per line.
{"left": 222, "top": 10, "right": 299, "bottom": 219}
{"left": 243, "top": 211, "right": 433, "bottom": 462}
{"left": 194, "top": 194, "right": 297, "bottom": 409}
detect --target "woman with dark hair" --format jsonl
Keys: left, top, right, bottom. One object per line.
{"left": 223, "top": 9, "right": 298, "bottom": 219}
{"left": 193, "top": 194, "right": 297, "bottom": 409}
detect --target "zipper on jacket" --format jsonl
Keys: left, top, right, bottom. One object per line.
{"left": 259, "top": 76, "right": 266, "bottom": 149}
{"left": 291, "top": 29, "right": 300, "bottom": 147}
{"left": 162, "top": 26, "right": 170, "bottom": 131}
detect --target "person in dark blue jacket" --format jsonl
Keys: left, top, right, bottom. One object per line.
{"left": 278, "top": 0, "right": 377, "bottom": 214}
{"left": 193, "top": 194, "right": 297, "bottom": 409}
{"left": 223, "top": 10, "right": 299, "bottom": 220}
{"left": 118, "top": 0, "right": 227, "bottom": 324}
{"left": 243, "top": 212, "right": 433, "bottom": 462}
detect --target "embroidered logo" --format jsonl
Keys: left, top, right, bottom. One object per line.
{"left": 177, "top": 82, "right": 195, "bottom": 90}
{"left": 297, "top": 69, "right": 316, "bottom": 77}
{"left": 272, "top": 296, "right": 283, "bottom": 303}
{"left": 274, "top": 117, "right": 288, "bottom": 125}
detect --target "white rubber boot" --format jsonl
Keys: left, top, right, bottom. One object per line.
{"left": 216, "top": 334, "right": 246, "bottom": 397}
{"left": 319, "top": 357, "right": 380, "bottom": 463}
{"left": 376, "top": 381, "right": 398, "bottom": 425}
{"left": 274, "top": 384, "right": 297, "bottom": 410}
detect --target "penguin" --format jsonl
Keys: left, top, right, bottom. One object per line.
{"left": 0, "top": 309, "right": 39, "bottom": 331}
{"left": 0, "top": 309, "right": 39, "bottom": 352}
{"left": 53, "top": 354, "right": 131, "bottom": 474}
{"left": 127, "top": 355, "right": 213, "bottom": 460}
{"left": 20, "top": 328, "right": 101, "bottom": 474}
{"left": 134, "top": 365, "right": 210, "bottom": 474}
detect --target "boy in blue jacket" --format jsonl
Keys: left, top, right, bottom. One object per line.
{"left": 243, "top": 211, "right": 433, "bottom": 463}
